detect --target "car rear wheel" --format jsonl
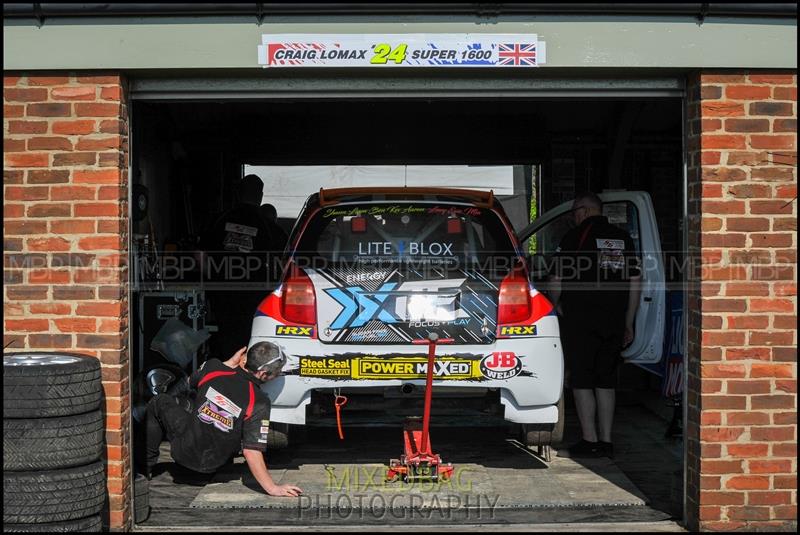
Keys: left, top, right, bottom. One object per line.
{"left": 521, "top": 396, "right": 565, "bottom": 447}
{"left": 268, "top": 422, "right": 290, "bottom": 450}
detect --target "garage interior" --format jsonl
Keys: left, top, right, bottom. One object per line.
{"left": 129, "top": 92, "right": 686, "bottom": 526}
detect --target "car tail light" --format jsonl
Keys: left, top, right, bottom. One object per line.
{"left": 497, "top": 268, "right": 531, "bottom": 324}
{"left": 281, "top": 264, "right": 316, "bottom": 325}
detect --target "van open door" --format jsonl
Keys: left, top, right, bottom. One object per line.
{"left": 518, "top": 191, "right": 665, "bottom": 364}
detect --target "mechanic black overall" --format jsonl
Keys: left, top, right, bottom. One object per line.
{"left": 143, "top": 357, "right": 270, "bottom": 476}
{"left": 555, "top": 213, "right": 641, "bottom": 391}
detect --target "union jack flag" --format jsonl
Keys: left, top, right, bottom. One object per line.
{"left": 498, "top": 43, "right": 537, "bottom": 66}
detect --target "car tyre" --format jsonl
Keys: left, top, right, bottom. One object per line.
{"left": 268, "top": 422, "right": 290, "bottom": 450}
{"left": 3, "top": 410, "right": 104, "bottom": 471}
{"left": 2, "top": 461, "right": 105, "bottom": 524}
{"left": 522, "top": 396, "right": 565, "bottom": 447}
{"left": 551, "top": 395, "right": 565, "bottom": 445}
{"left": 2, "top": 515, "right": 102, "bottom": 533}
{"left": 134, "top": 473, "right": 151, "bottom": 524}
{"left": 3, "top": 353, "right": 101, "bottom": 419}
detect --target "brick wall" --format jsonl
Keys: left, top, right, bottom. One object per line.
{"left": 686, "top": 71, "right": 797, "bottom": 531}
{"left": 3, "top": 73, "right": 131, "bottom": 531}
{"left": 3, "top": 68, "right": 796, "bottom": 532}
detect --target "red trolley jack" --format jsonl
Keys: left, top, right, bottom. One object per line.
{"left": 386, "top": 332, "right": 455, "bottom": 483}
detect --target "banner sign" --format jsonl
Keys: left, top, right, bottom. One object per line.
{"left": 258, "top": 34, "right": 546, "bottom": 68}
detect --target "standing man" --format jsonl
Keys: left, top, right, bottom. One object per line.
{"left": 200, "top": 174, "right": 277, "bottom": 359}
{"left": 259, "top": 202, "right": 289, "bottom": 254}
{"left": 550, "top": 192, "right": 641, "bottom": 458}
{"left": 140, "top": 342, "right": 303, "bottom": 497}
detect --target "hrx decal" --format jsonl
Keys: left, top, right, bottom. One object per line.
{"left": 499, "top": 325, "right": 537, "bottom": 336}
{"left": 275, "top": 325, "right": 314, "bottom": 337}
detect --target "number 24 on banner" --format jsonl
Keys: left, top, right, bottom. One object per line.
{"left": 371, "top": 43, "right": 408, "bottom": 64}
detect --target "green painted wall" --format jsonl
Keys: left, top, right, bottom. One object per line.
{"left": 3, "top": 15, "right": 796, "bottom": 70}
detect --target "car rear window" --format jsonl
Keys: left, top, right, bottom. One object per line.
{"left": 293, "top": 203, "right": 516, "bottom": 266}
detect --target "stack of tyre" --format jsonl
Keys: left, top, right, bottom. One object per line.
{"left": 3, "top": 353, "right": 106, "bottom": 533}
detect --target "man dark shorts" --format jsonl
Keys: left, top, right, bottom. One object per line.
{"left": 560, "top": 319, "right": 624, "bottom": 390}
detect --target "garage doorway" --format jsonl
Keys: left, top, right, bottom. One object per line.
{"left": 129, "top": 90, "right": 687, "bottom": 528}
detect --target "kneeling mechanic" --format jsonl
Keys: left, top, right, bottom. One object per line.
{"left": 139, "top": 342, "right": 303, "bottom": 497}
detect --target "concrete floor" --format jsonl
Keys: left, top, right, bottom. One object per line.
{"left": 137, "top": 389, "right": 684, "bottom": 530}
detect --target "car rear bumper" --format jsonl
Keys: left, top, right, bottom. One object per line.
{"left": 249, "top": 315, "right": 563, "bottom": 425}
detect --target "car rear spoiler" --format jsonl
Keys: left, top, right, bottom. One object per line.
{"left": 318, "top": 187, "right": 495, "bottom": 208}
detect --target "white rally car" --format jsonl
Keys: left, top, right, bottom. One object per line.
{"left": 250, "top": 187, "right": 564, "bottom": 447}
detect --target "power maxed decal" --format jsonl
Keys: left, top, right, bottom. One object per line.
{"left": 292, "top": 352, "right": 531, "bottom": 381}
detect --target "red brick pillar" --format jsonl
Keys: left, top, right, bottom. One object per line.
{"left": 3, "top": 73, "right": 131, "bottom": 531}
{"left": 686, "top": 71, "right": 797, "bottom": 531}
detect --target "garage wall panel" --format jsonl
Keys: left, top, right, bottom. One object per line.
{"left": 2, "top": 72, "right": 132, "bottom": 532}
{"left": 686, "top": 70, "right": 797, "bottom": 531}
{"left": 3, "top": 16, "right": 796, "bottom": 70}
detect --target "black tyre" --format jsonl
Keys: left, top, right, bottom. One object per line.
{"left": 522, "top": 426, "right": 550, "bottom": 448}
{"left": 3, "top": 461, "right": 105, "bottom": 524}
{"left": 2, "top": 515, "right": 102, "bottom": 532}
{"left": 552, "top": 396, "right": 565, "bottom": 445}
{"left": 268, "top": 422, "right": 290, "bottom": 450}
{"left": 134, "top": 473, "right": 151, "bottom": 524}
{"left": 522, "top": 396, "right": 565, "bottom": 447}
{"left": 3, "top": 353, "right": 101, "bottom": 418}
{"left": 3, "top": 410, "right": 104, "bottom": 471}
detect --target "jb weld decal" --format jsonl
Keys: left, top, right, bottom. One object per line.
{"left": 275, "top": 325, "right": 314, "bottom": 337}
